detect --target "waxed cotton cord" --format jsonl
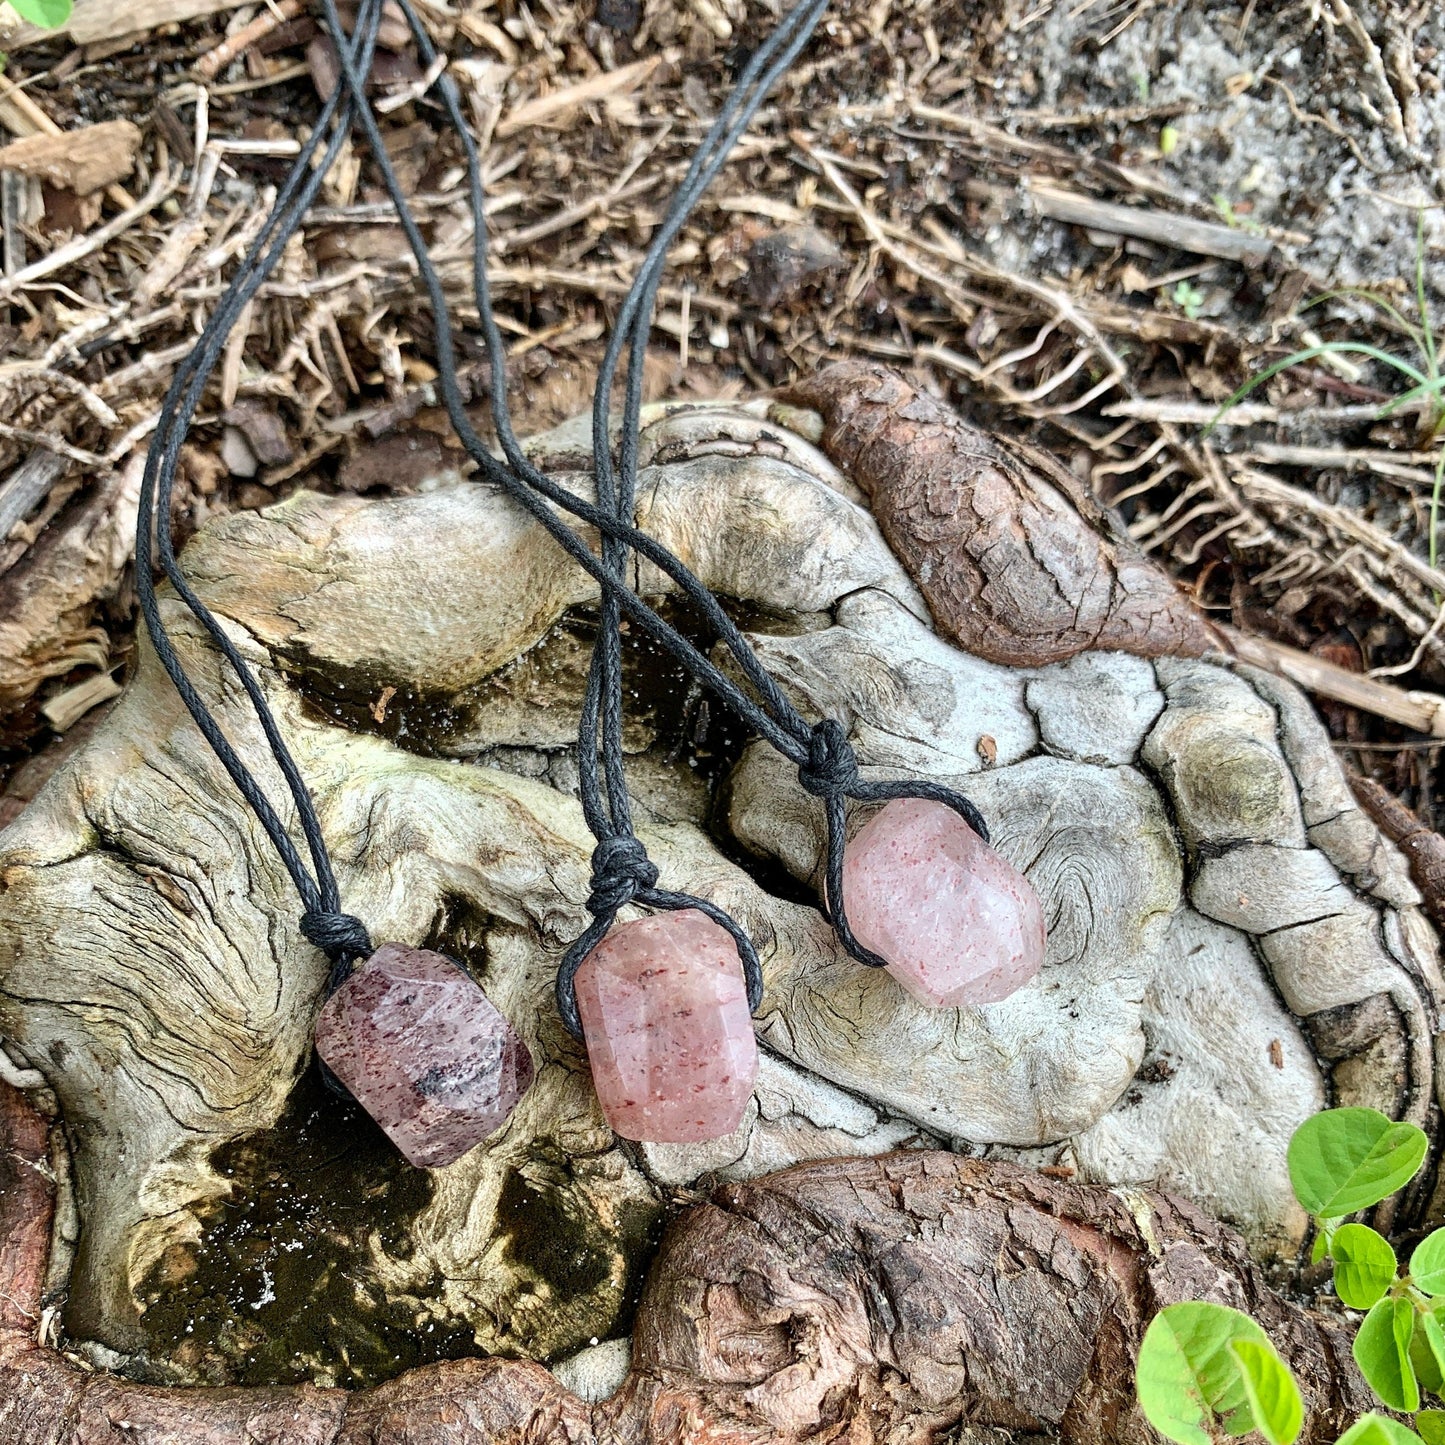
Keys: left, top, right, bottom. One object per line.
{"left": 327, "top": 0, "right": 993, "bottom": 1036}
{"left": 137, "top": 0, "right": 993, "bottom": 1038}
{"left": 135, "top": 0, "right": 384, "bottom": 985}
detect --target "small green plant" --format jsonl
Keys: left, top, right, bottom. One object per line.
{"left": 1213, "top": 193, "right": 1266, "bottom": 237}
{"left": 1206, "top": 213, "right": 1445, "bottom": 567}
{"left": 1137, "top": 1106, "right": 1442, "bottom": 1445}
{"left": 1138, "top": 1303, "right": 1302, "bottom": 1445}
{"left": 5, "top": 0, "right": 71, "bottom": 27}
{"left": 1174, "top": 281, "right": 1207, "bottom": 320}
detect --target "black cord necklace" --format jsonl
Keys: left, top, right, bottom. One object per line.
{"left": 135, "top": 0, "right": 538, "bottom": 1171}
{"left": 137, "top": 0, "right": 1048, "bottom": 1163}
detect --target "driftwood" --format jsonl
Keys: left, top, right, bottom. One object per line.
{"left": 0, "top": 1080, "right": 1375, "bottom": 1445}
{"left": 0, "top": 380, "right": 1440, "bottom": 1425}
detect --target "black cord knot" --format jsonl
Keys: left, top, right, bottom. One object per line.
{"left": 587, "top": 835, "right": 659, "bottom": 916}
{"left": 799, "top": 718, "right": 859, "bottom": 798}
{"left": 301, "top": 910, "right": 374, "bottom": 963}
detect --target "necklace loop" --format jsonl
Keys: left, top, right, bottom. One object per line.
{"left": 586, "top": 837, "right": 661, "bottom": 917}
{"left": 799, "top": 719, "right": 861, "bottom": 798}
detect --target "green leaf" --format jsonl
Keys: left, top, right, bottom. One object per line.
{"left": 1354, "top": 1296, "right": 1420, "bottom": 1412}
{"left": 1416, "top": 209, "right": 1438, "bottom": 382}
{"left": 1413, "top": 1307, "right": 1445, "bottom": 1398}
{"left": 1331, "top": 1224, "right": 1398, "bottom": 1309}
{"left": 1230, "top": 1339, "right": 1303, "bottom": 1445}
{"left": 1205, "top": 345, "right": 1431, "bottom": 440}
{"left": 6, "top": 0, "right": 73, "bottom": 27}
{"left": 1414, "top": 1326, "right": 1444, "bottom": 1397}
{"left": 1417, "top": 1410, "right": 1445, "bottom": 1445}
{"left": 1312, "top": 1230, "right": 1331, "bottom": 1265}
{"left": 1136, "top": 1303, "right": 1272, "bottom": 1445}
{"left": 1287, "top": 1108, "right": 1429, "bottom": 1218}
{"left": 1413, "top": 1231, "right": 1445, "bottom": 1296}
{"left": 1335, "top": 1416, "right": 1425, "bottom": 1445}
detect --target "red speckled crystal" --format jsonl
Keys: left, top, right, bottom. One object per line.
{"left": 574, "top": 909, "right": 758, "bottom": 1144}
{"left": 842, "top": 798, "right": 1045, "bottom": 1008}
{"left": 315, "top": 943, "right": 533, "bottom": 1169}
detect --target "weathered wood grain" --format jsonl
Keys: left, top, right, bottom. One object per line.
{"left": 0, "top": 386, "right": 1436, "bottom": 1401}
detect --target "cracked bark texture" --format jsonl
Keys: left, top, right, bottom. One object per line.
{"left": 782, "top": 362, "right": 1218, "bottom": 666}
{"left": 0, "top": 1081, "right": 1376, "bottom": 1445}
{"left": 0, "top": 380, "right": 1440, "bottom": 1419}
{"left": 1351, "top": 773, "right": 1445, "bottom": 931}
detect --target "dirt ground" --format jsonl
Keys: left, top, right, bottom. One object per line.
{"left": 0, "top": 0, "right": 1443, "bottom": 1389}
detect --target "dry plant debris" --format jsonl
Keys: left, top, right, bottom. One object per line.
{"left": 0, "top": 0, "right": 1443, "bottom": 826}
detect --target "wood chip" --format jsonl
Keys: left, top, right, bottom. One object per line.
{"left": 1, "top": 0, "right": 253, "bottom": 49}
{"left": 0, "top": 451, "right": 67, "bottom": 543}
{"left": 222, "top": 399, "right": 292, "bottom": 466}
{"left": 496, "top": 53, "right": 673, "bottom": 137}
{"left": 0, "top": 122, "right": 142, "bottom": 196}
{"left": 40, "top": 670, "right": 121, "bottom": 732}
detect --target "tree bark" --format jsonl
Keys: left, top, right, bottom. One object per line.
{"left": 782, "top": 362, "right": 1217, "bottom": 666}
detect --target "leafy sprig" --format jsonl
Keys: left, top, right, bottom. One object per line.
{"left": 6, "top": 0, "right": 73, "bottom": 28}
{"left": 1138, "top": 1106, "right": 1441, "bottom": 1445}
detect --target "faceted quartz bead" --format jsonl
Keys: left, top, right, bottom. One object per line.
{"left": 315, "top": 943, "right": 534, "bottom": 1169}
{"left": 841, "top": 797, "right": 1046, "bottom": 1008}
{"left": 574, "top": 909, "right": 758, "bottom": 1144}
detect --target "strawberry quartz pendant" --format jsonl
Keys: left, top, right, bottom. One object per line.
{"left": 574, "top": 909, "right": 758, "bottom": 1143}
{"left": 841, "top": 798, "right": 1046, "bottom": 1007}
{"left": 315, "top": 943, "right": 534, "bottom": 1168}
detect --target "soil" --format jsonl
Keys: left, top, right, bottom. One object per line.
{"left": 992, "top": 1, "right": 1444, "bottom": 292}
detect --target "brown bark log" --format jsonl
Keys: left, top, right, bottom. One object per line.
{"left": 0, "top": 1080, "right": 1371, "bottom": 1444}
{"left": 1349, "top": 771, "right": 1445, "bottom": 930}
{"left": 781, "top": 362, "right": 1217, "bottom": 666}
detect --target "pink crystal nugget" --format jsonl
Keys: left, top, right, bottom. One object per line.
{"left": 315, "top": 943, "right": 534, "bottom": 1169}
{"left": 841, "top": 797, "right": 1045, "bottom": 1008}
{"left": 574, "top": 909, "right": 758, "bottom": 1144}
